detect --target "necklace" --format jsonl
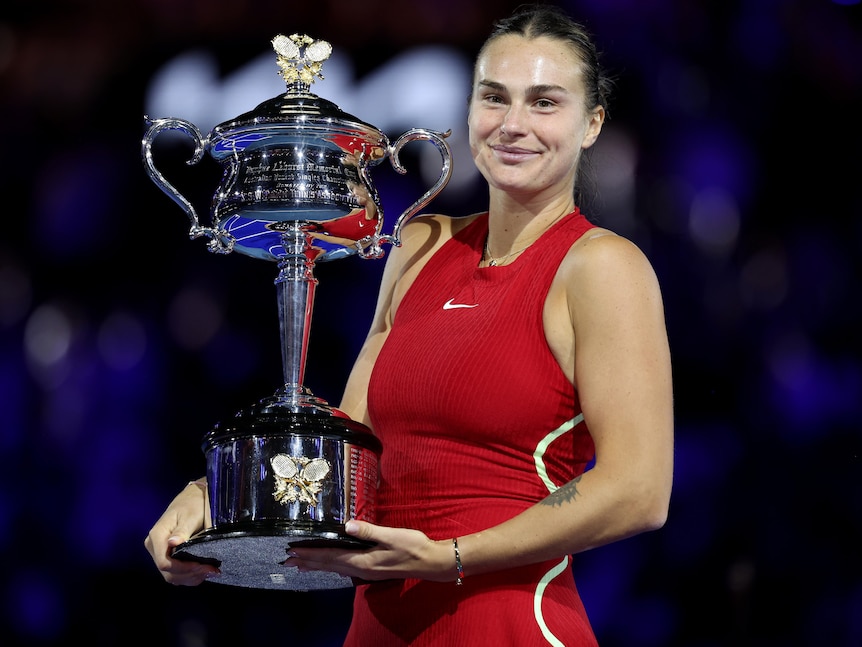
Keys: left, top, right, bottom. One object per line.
{"left": 482, "top": 208, "right": 574, "bottom": 267}
{"left": 483, "top": 235, "right": 532, "bottom": 267}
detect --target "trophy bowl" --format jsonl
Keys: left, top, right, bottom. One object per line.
{"left": 142, "top": 33, "right": 452, "bottom": 590}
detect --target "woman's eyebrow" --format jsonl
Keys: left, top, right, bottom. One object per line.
{"left": 477, "top": 80, "right": 569, "bottom": 96}
{"left": 525, "top": 83, "right": 569, "bottom": 96}
{"left": 476, "top": 79, "right": 506, "bottom": 92}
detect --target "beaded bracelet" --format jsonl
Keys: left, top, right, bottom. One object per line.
{"left": 453, "top": 537, "right": 464, "bottom": 586}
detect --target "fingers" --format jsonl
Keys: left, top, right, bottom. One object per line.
{"left": 144, "top": 531, "right": 219, "bottom": 586}
{"left": 344, "top": 518, "right": 378, "bottom": 543}
{"left": 163, "top": 542, "right": 220, "bottom": 586}
{"left": 161, "top": 560, "right": 219, "bottom": 587}
{"left": 144, "top": 481, "right": 215, "bottom": 586}
{"left": 285, "top": 521, "right": 410, "bottom": 582}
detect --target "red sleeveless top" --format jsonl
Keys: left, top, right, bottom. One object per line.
{"left": 346, "top": 210, "right": 599, "bottom": 646}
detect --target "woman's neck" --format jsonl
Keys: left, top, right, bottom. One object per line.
{"left": 485, "top": 194, "right": 577, "bottom": 258}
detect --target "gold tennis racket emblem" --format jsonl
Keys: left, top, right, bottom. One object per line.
{"left": 271, "top": 454, "right": 332, "bottom": 506}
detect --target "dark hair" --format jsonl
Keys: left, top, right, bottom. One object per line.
{"left": 477, "top": 3, "right": 613, "bottom": 116}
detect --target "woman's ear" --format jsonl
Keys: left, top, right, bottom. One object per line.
{"left": 581, "top": 106, "right": 605, "bottom": 150}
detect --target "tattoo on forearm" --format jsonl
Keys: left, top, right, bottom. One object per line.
{"left": 541, "top": 476, "right": 582, "bottom": 507}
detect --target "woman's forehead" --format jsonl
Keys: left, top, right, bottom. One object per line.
{"left": 475, "top": 35, "right": 584, "bottom": 88}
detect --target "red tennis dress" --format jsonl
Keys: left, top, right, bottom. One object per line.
{"left": 346, "top": 210, "right": 599, "bottom": 646}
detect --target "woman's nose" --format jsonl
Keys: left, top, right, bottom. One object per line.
{"left": 500, "top": 107, "right": 525, "bottom": 136}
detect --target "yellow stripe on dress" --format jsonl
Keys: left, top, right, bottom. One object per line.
{"left": 531, "top": 414, "right": 583, "bottom": 645}
{"left": 533, "top": 414, "right": 583, "bottom": 491}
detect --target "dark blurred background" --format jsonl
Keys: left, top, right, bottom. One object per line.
{"left": 1, "top": 0, "right": 860, "bottom": 645}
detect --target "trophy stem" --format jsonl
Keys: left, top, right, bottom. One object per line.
{"left": 274, "top": 223, "right": 321, "bottom": 408}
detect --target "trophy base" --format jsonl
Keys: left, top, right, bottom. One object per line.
{"left": 173, "top": 523, "right": 373, "bottom": 590}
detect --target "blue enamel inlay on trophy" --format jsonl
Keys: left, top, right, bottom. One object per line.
{"left": 141, "top": 34, "right": 452, "bottom": 590}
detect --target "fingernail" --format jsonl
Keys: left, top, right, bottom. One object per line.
{"left": 345, "top": 520, "right": 358, "bottom": 534}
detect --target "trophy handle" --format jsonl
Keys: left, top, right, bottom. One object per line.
{"left": 141, "top": 116, "right": 235, "bottom": 254}
{"left": 363, "top": 128, "right": 453, "bottom": 258}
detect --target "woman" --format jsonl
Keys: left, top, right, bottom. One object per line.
{"left": 145, "top": 5, "right": 674, "bottom": 645}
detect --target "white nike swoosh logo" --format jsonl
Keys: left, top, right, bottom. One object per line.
{"left": 443, "top": 298, "right": 479, "bottom": 310}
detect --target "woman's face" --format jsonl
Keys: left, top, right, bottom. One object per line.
{"left": 468, "top": 34, "right": 604, "bottom": 201}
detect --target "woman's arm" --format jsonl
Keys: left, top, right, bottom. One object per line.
{"left": 288, "top": 231, "right": 673, "bottom": 583}
{"left": 455, "top": 232, "right": 673, "bottom": 574}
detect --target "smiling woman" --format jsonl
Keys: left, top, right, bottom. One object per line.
{"left": 144, "top": 5, "right": 674, "bottom": 646}
{"left": 468, "top": 32, "right": 606, "bottom": 253}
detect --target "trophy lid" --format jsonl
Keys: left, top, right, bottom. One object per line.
{"left": 209, "top": 34, "right": 387, "bottom": 159}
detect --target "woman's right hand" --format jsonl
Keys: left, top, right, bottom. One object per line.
{"left": 143, "top": 478, "right": 219, "bottom": 585}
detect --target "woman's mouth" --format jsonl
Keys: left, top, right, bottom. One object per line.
{"left": 491, "top": 145, "right": 537, "bottom": 163}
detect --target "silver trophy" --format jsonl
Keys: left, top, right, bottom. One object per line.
{"left": 142, "top": 34, "right": 452, "bottom": 590}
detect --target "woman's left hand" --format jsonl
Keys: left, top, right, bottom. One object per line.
{"left": 284, "top": 520, "right": 455, "bottom": 583}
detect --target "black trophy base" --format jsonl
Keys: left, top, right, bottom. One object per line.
{"left": 172, "top": 523, "right": 373, "bottom": 590}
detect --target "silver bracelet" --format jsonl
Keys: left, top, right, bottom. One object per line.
{"left": 453, "top": 537, "right": 464, "bottom": 586}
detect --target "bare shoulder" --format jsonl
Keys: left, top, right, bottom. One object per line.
{"left": 390, "top": 213, "right": 481, "bottom": 271}
{"left": 398, "top": 213, "right": 480, "bottom": 247}
{"left": 569, "top": 226, "right": 651, "bottom": 265}
{"left": 553, "top": 226, "right": 665, "bottom": 329}
{"left": 544, "top": 226, "right": 668, "bottom": 387}
{"left": 563, "top": 227, "right": 661, "bottom": 293}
